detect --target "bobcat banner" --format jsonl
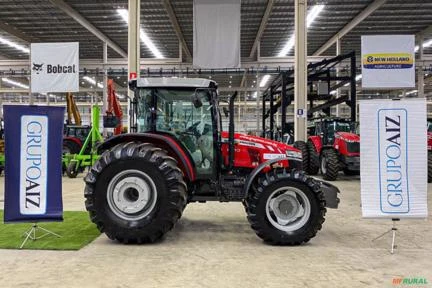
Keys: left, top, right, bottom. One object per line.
{"left": 31, "top": 42, "right": 79, "bottom": 93}
{"left": 359, "top": 99, "right": 428, "bottom": 218}
{"left": 3, "top": 105, "right": 64, "bottom": 223}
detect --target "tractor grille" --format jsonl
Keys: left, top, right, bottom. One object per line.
{"left": 346, "top": 142, "right": 360, "bottom": 153}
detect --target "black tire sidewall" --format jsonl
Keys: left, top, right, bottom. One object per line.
{"left": 254, "top": 179, "right": 320, "bottom": 243}
{"left": 93, "top": 158, "right": 171, "bottom": 236}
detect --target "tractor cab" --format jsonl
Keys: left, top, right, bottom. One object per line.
{"left": 315, "top": 118, "right": 357, "bottom": 146}
{"left": 130, "top": 77, "right": 219, "bottom": 177}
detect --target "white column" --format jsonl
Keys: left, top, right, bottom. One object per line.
{"left": 294, "top": 0, "right": 307, "bottom": 141}
{"left": 128, "top": 0, "right": 141, "bottom": 133}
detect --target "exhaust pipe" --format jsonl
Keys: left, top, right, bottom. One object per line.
{"left": 228, "top": 91, "right": 238, "bottom": 170}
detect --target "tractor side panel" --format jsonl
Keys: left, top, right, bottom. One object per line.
{"left": 97, "top": 133, "right": 196, "bottom": 181}
{"left": 308, "top": 136, "right": 322, "bottom": 154}
{"left": 334, "top": 137, "right": 349, "bottom": 156}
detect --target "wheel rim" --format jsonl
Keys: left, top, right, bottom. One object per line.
{"left": 107, "top": 169, "right": 158, "bottom": 221}
{"left": 321, "top": 155, "right": 327, "bottom": 174}
{"left": 265, "top": 186, "right": 311, "bottom": 232}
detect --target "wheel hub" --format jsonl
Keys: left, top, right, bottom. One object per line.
{"left": 265, "top": 188, "right": 311, "bottom": 232}
{"left": 107, "top": 170, "right": 157, "bottom": 220}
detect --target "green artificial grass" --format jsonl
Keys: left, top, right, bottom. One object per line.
{"left": 0, "top": 211, "right": 100, "bottom": 250}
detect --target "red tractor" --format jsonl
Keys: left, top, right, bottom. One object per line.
{"left": 63, "top": 125, "right": 91, "bottom": 154}
{"left": 298, "top": 118, "right": 360, "bottom": 181}
{"left": 83, "top": 78, "right": 339, "bottom": 245}
{"left": 428, "top": 119, "right": 432, "bottom": 183}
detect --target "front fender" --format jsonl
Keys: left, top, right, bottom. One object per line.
{"left": 243, "top": 157, "right": 302, "bottom": 198}
{"left": 243, "top": 157, "right": 340, "bottom": 209}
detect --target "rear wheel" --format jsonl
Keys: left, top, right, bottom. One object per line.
{"left": 84, "top": 142, "right": 187, "bottom": 243}
{"left": 307, "top": 141, "right": 320, "bottom": 175}
{"left": 63, "top": 139, "right": 81, "bottom": 155}
{"left": 428, "top": 152, "right": 432, "bottom": 183}
{"left": 246, "top": 169, "right": 326, "bottom": 245}
{"left": 320, "top": 149, "right": 339, "bottom": 181}
{"left": 293, "top": 141, "right": 309, "bottom": 174}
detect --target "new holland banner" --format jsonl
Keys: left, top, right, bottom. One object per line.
{"left": 3, "top": 105, "right": 64, "bottom": 223}
{"left": 31, "top": 42, "right": 79, "bottom": 93}
{"left": 359, "top": 99, "right": 428, "bottom": 218}
{"left": 361, "top": 35, "right": 415, "bottom": 88}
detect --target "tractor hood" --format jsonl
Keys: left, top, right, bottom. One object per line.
{"left": 222, "top": 131, "right": 299, "bottom": 152}
{"left": 336, "top": 131, "right": 360, "bottom": 143}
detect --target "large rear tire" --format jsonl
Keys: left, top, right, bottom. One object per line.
{"left": 84, "top": 142, "right": 187, "bottom": 244}
{"left": 246, "top": 169, "right": 326, "bottom": 245}
{"left": 428, "top": 152, "right": 432, "bottom": 183}
{"left": 307, "top": 141, "right": 320, "bottom": 175}
{"left": 293, "top": 141, "right": 309, "bottom": 174}
{"left": 320, "top": 149, "right": 339, "bottom": 181}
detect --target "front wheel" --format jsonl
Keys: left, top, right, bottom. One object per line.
{"left": 84, "top": 142, "right": 187, "bottom": 244}
{"left": 320, "top": 149, "right": 339, "bottom": 181}
{"left": 246, "top": 169, "right": 326, "bottom": 245}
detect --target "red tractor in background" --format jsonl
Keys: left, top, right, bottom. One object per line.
{"left": 63, "top": 92, "right": 91, "bottom": 154}
{"left": 296, "top": 118, "right": 360, "bottom": 181}
{"left": 428, "top": 118, "right": 432, "bottom": 183}
{"left": 83, "top": 77, "right": 339, "bottom": 245}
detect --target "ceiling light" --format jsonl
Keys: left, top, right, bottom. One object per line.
{"left": 415, "top": 39, "right": 432, "bottom": 52}
{"left": 260, "top": 74, "right": 271, "bottom": 88}
{"left": 278, "top": 5, "right": 324, "bottom": 57}
{"left": 83, "top": 76, "right": 103, "bottom": 88}
{"left": 117, "top": 9, "right": 164, "bottom": 59}
{"left": 1, "top": 77, "right": 29, "bottom": 89}
{"left": 0, "top": 36, "right": 29, "bottom": 53}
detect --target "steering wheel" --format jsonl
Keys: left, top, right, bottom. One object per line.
{"left": 182, "top": 121, "right": 201, "bottom": 138}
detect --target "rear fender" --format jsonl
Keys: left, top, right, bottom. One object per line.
{"left": 97, "top": 133, "right": 196, "bottom": 181}
{"left": 63, "top": 136, "right": 82, "bottom": 147}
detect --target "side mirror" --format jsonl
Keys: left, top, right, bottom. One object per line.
{"left": 223, "top": 107, "right": 229, "bottom": 117}
{"left": 192, "top": 92, "right": 203, "bottom": 108}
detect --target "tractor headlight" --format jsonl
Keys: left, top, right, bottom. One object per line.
{"left": 286, "top": 150, "right": 302, "bottom": 160}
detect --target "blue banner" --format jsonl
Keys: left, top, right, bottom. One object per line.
{"left": 3, "top": 105, "right": 65, "bottom": 223}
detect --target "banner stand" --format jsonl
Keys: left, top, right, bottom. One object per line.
{"left": 371, "top": 218, "right": 400, "bottom": 254}
{"left": 20, "top": 223, "right": 61, "bottom": 249}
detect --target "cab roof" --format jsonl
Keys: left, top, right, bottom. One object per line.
{"left": 135, "top": 77, "right": 216, "bottom": 88}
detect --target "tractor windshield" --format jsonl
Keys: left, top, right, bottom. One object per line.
{"left": 136, "top": 87, "right": 215, "bottom": 176}
{"left": 322, "top": 120, "right": 356, "bottom": 145}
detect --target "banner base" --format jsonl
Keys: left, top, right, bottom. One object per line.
{"left": 20, "top": 223, "right": 61, "bottom": 249}
{"left": 372, "top": 218, "right": 400, "bottom": 254}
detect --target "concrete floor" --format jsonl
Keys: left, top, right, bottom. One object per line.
{"left": 0, "top": 175, "right": 431, "bottom": 288}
